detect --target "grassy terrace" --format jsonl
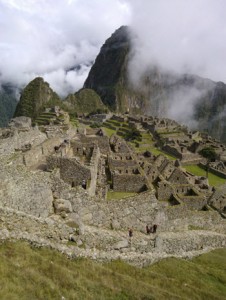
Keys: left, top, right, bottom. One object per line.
{"left": 185, "top": 165, "right": 226, "bottom": 187}
{"left": 102, "top": 126, "right": 116, "bottom": 137}
{"left": 101, "top": 119, "right": 178, "bottom": 161}
{"left": 0, "top": 241, "right": 226, "bottom": 299}
{"left": 148, "top": 147, "right": 176, "bottom": 161}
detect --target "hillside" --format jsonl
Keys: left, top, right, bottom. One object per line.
{"left": 0, "top": 241, "right": 225, "bottom": 299}
{"left": 64, "top": 88, "right": 108, "bottom": 115}
{"left": 14, "top": 77, "right": 62, "bottom": 120}
{"left": 0, "top": 110, "right": 226, "bottom": 298}
{"left": 84, "top": 26, "right": 226, "bottom": 143}
{"left": 0, "top": 84, "right": 17, "bottom": 127}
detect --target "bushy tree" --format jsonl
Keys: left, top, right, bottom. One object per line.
{"left": 199, "top": 147, "right": 217, "bottom": 161}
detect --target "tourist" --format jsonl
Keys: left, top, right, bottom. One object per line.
{"left": 153, "top": 224, "right": 157, "bottom": 233}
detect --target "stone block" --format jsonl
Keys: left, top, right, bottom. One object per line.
{"left": 54, "top": 199, "right": 72, "bottom": 214}
{"left": 113, "top": 239, "right": 129, "bottom": 250}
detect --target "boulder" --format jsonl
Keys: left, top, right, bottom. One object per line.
{"left": 54, "top": 199, "right": 72, "bottom": 214}
{"left": 113, "top": 239, "right": 129, "bottom": 250}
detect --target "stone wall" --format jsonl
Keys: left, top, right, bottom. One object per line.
{"left": 0, "top": 206, "right": 74, "bottom": 243}
{"left": 110, "top": 153, "right": 133, "bottom": 160}
{"left": 47, "top": 156, "right": 91, "bottom": 187}
{"left": 181, "top": 152, "right": 203, "bottom": 164}
{"left": 111, "top": 115, "right": 126, "bottom": 122}
{"left": 208, "top": 184, "right": 226, "bottom": 213}
{"left": 157, "top": 181, "right": 174, "bottom": 200}
{"left": 168, "top": 169, "right": 190, "bottom": 184}
{"left": 23, "top": 147, "right": 43, "bottom": 167}
{"left": 42, "top": 137, "right": 62, "bottom": 155}
{"left": 180, "top": 196, "right": 207, "bottom": 210}
{"left": 79, "top": 135, "right": 110, "bottom": 154}
{"left": 0, "top": 162, "right": 53, "bottom": 218}
{"left": 60, "top": 158, "right": 91, "bottom": 187}
{"left": 199, "top": 163, "right": 226, "bottom": 179}
{"left": 89, "top": 146, "right": 100, "bottom": 196}
{"left": 71, "top": 141, "right": 94, "bottom": 158}
{"left": 0, "top": 127, "right": 47, "bottom": 156}
{"left": 163, "top": 145, "right": 182, "bottom": 159}
{"left": 49, "top": 172, "right": 226, "bottom": 238}
{"left": 23, "top": 137, "right": 62, "bottom": 167}
{"left": 112, "top": 174, "right": 147, "bottom": 192}
{"left": 108, "top": 157, "right": 138, "bottom": 169}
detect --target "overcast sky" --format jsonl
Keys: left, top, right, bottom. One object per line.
{"left": 0, "top": 0, "right": 131, "bottom": 96}
{"left": 1, "top": 0, "right": 226, "bottom": 97}
{"left": 129, "top": 0, "right": 226, "bottom": 86}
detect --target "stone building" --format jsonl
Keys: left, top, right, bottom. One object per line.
{"left": 209, "top": 184, "right": 226, "bottom": 214}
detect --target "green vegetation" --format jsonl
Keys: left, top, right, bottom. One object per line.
{"left": 14, "top": 77, "right": 62, "bottom": 120}
{"left": 107, "top": 191, "right": 137, "bottom": 200}
{"left": 0, "top": 241, "right": 226, "bottom": 299}
{"left": 149, "top": 147, "right": 176, "bottom": 161}
{"left": 35, "top": 111, "right": 68, "bottom": 126}
{"left": 102, "top": 119, "right": 177, "bottom": 162}
{"left": 102, "top": 119, "right": 122, "bottom": 137}
{"left": 185, "top": 165, "right": 225, "bottom": 187}
{"left": 188, "top": 225, "right": 204, "bottom": 230}
{"left": 199, "top": 147, "right": 218, "bottom": 161}
{"left": 102, "top": 127, "right": 116, "bottom": 137}
{"left": 64, "top": 88, "right": 108, "bottom": 115}
{"left": 0, "top": 87, "right": 17, "bottom": 127}
{"left": 124, "top": 128, "right": 142, "bottom": 142}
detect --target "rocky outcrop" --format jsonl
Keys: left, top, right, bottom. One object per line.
{"left": 84, "top": 26, "right": 135, "bottom": 112}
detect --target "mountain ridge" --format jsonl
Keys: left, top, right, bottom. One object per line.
{"left": 84, "top": 26, "right": 226, "bottom": 143}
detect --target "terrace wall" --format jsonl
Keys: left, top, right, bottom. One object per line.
{"left": 112, "top": 174, "right": 147, "bottom": 192}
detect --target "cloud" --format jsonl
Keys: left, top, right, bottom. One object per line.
{"left": 0, "top": 0, "right": 131, "bottom": 97}
{"left": 126, "top": 0, "right": 226, "bottom": 128}
{"left": 128, "top": 0, "right": 226, "bottom": 83}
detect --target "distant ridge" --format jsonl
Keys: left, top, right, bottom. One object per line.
{"left": 84, "top": 26, "right": 226, "bottom": 143}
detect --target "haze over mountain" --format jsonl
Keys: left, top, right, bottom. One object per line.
{"left": 1, "top": 0, "right": 226, "bottom": 141}
{"left": 0, "top": 0, "right": 130, "bottom": 97}
{"left": 84, "top": 26, "right": 226, "bottom": 142}
{"left": 1, "top": 1, "right": 226, "bottom": 94}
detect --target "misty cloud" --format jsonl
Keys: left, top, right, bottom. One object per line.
{"left": 126, "top": 0, "right": 226, "bottom": 127}
{"left": 0, "top": 0, "right": 131, "bottom": 97}
{"left": 128, "top": 0, "right": 226, "bottom": 83}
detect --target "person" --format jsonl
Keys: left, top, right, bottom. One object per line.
{"left": 128, "top": 228, "right": 133, "bottom": 238}
{"left": 146, "top": 225, "right": 150, "bottom": 234}
{"left": 82, "top": 180, "right": 87, "bottom": 189}
{"left": 153, "top": 224, "right": 157, "bottom": 233}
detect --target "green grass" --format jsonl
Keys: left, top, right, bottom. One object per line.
{"left": 185, "top": 165, "right": 226, "bottom": 187}
{"left": 149, "top": 147, "right": 176, "bottom": 161}
{"left": 107, "top": 191, "right": 137, "bottom": 200}
{"left": 106, "top": 119, "right": 121, "bottom": 126}
{"left": 102, "top": 126, "right": 116, "bottom": 137}
{"left": 0, "top": 241, "right": 226, "bottom": 299}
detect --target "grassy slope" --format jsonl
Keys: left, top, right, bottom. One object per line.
{"left": 0, "top": 241, "right": 225, "bottom": 299}
{"left": 185, "top": 165, "right": 225, "bottom": 187}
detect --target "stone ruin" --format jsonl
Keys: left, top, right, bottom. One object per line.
{"left": 0, "top": 112, "right": 226, "bottom": 266}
